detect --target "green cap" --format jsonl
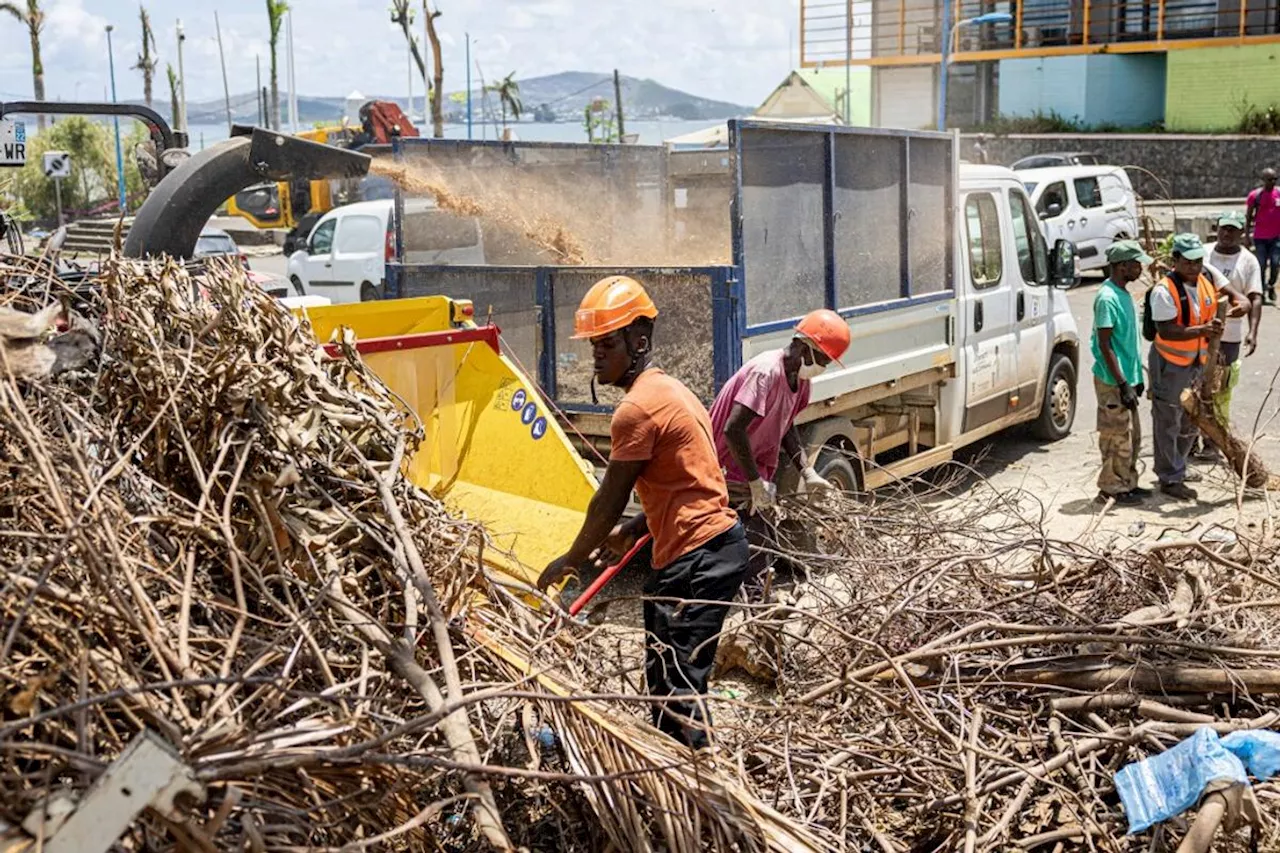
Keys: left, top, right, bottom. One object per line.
{"left": 1171, "top": 233, "right": 1207, "bottom": 260}
{"left": 1218, "top": 210, "right": 1246, "bottom": 230}
{"left": 1105, "top": 239, "right": 1153, "bottom": 265}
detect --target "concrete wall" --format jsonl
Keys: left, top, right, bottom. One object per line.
{"left": 1166, "top": 44, "right": 1280, "bottom": 131}
{"left": 960, "top": 132, "right": 1280, "bottom": 199}
{"left": 997, "top": 54, "right": 1167, "bottom": 128}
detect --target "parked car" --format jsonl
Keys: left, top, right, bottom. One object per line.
{"left": 195, "top": 226, "right": 251, "bottom": 271}
{"left": 287, "top": 199, "right": 485, "bottom": 303}
{"left": 1010, "top": 151, "right": 1102, "bottom": 170}
{"left": 1017, "top": 165, "right": 1139, "bottom": 272}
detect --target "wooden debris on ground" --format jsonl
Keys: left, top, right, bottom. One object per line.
{"left": 0, "top": 252, "right": 819, "bottom": 852}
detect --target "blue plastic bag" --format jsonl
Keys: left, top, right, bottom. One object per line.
{"left": 1114, "top": 727, "right": 1248, "bottom": 834}
{"left": 1222, "top": 730, "right": 1280, "bottom": 781}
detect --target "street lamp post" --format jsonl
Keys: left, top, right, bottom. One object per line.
{"left": 938, "top": 11, "right": 1012, "bottom": 130}
{"left": 465, "top": 33, "right": 473, "bottom": 140}
{"left": 105, "top": 25, "right": 127, "bottom": 214}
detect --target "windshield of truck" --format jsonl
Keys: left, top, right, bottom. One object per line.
{"left": 233, "top": 184, "right": 281, "bottom": 219}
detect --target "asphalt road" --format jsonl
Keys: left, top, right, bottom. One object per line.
{"left": 962, "top": 275, "right": 1280, "bottom": 537}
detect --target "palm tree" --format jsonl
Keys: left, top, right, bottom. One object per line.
{"left": 422, "top": 0, "right": 445, "bottom": 138}
{"left": 166, "top": 63, "right": 179, "bottom": 126}
{"left": 265, "top": 0, "right": 289, "bottom": 130}
{"left": 133, "top": 5, "right": 157, "bottom": 109}
{"left": 0, "top": 0, "right": 45, "bottom": 129}
{"left": 389, "top": 0, "right": 427, "bottom": 92}
{"left": 487, "top": 72, "right": 522, "bottom": 135}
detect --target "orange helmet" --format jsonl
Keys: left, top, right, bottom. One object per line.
{"left": 572, "top": 276, "right": 658, "bottom": 339}
{"left": 795, "top": 309, "right": 850, "bottom": 365}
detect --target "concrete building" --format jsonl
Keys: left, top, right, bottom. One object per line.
{"left": 800, "top": 0, "right": 1280, "bottom": 130}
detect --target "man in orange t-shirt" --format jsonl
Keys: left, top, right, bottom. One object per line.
{"left": 538, "top": 276, "right": 746, "bottom": 749}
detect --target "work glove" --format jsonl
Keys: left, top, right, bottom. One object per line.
{"left": 748, "top": 479, "right": 777, "bottom": 515}
{"left": 798, "top": 466, "right": 835, "bottom": 495}
{"left": 1119, "top": 382, "right": 1138, "bottom": 411}
{"left": 1135, "top": 382, "right": 1146, "bottom": 398}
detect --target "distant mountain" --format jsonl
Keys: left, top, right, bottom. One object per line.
{"left": 152, "top": 70, "right": 750, "bottom": 128}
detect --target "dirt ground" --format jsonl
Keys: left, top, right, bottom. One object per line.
{"left": 957, "top": 277, "right": 1280, "bottom": 544}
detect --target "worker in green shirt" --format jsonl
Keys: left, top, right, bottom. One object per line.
{"left": 1091, "top": 240, "right": 1154, "bottom": 505}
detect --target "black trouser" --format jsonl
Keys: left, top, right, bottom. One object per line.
{"left": 642, "top": 522, "right": 749, "bottom": 749}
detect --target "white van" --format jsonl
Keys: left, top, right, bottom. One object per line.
{"left": 1017, "top": 165, "right": 1139, "bottom": 273}
{"left": 288, "top": 199, "right": 484, "bottom": 303}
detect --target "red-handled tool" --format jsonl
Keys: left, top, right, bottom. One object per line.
{"left": 568, "top": 533, "right": 652, "bottom": 616}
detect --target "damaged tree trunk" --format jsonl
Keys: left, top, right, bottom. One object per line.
{"left": 1180, "top": 296, "right": 1275, "bottom": 489}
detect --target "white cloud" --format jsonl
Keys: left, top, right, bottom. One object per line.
{"left": 3, "top": 0, "right": 799, "bottom": 107}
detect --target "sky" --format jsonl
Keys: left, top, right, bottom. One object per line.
{"left": 0, "top": 0, "right": 801, "bottom": 109}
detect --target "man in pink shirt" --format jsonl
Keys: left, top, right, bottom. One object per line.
{"left": 1246, "top": 167, "right": 1280, "bottom": 304}
{"left": 709, "top": 309, "right": 851, "bottom": 579}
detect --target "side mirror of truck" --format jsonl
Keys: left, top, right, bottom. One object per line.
{"left": 1048, "top": 239, "right": 1078, "bottom": 289}
{"left": 1040, "top": 202, "right": 1063, "bottom": 220}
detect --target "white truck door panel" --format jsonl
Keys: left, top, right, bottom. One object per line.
{"left": 1008, "top": 188, "right": 1051, "bottom": 412}
{"left": 302, "top": 219, "right": 343, "bottom": 301}
{"left": 332, "top": 213, "right": 383, "bottom": 300}
{"left": 960, "top": 191, "right": 1018, "bottom": 431}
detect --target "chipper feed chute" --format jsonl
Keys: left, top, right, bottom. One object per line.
{"left": 302, "top": 296, "right": 598, "bottom": 586}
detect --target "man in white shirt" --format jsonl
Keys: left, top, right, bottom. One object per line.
{"left": 1204, "top": 211, "right": 1263, "bottom": 437}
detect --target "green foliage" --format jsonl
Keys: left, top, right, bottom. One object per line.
{"left": 965, "top": 110, "right": 1163, "bottom": 135}
{"left": 1235, "top": 102, "right": 1280, "bottom": 135}
{"left": 582, "top": 98, "right": 617, "bottom": 143}
{"left": 12, "top": 117, "right": 148, "bottom": 220}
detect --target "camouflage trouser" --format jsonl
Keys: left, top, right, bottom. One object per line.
{"left": 1095, "top": 376, "right": 1140, "bottom": 496}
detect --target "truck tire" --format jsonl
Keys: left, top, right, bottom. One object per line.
{"left": 290, "top": 275, "right": 306, "bottom": 297}
{"left": 360, "top": 282, "right": 380, "bottom": 302}
{"left": 1032, "top": 352, "right": 1076, "bottom": 441}
{"left": 815, "top": 445, "right": 863, "bottom": 493}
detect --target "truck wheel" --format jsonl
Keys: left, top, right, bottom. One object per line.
{"left": 290, "top": 275, "right": 305, "bottom": 297}
{"left": 1032, "top": 352, "right": 1076, "bottom": 441}
{"left": 360, "top": 282, "right": 380, "bottom": 302}
{"left": 815, "top": 445, "right": 863, "bottom": 493}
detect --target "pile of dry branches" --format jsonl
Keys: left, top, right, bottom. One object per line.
{"left": 4, "top": 251, "right": 1280, "bottom": 852}
{"left": 0, "top": 254, "right": 817, "bottom": 851}
{"left": 681, "top": 479, "right": 1280, "bottom": 851}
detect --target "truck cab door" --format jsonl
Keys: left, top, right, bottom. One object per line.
{"left": 1008, "top": 188, "right": 1051, "bottom": 414}
{"left": 960, "top": 191, "right": 1019, "bottom": 431}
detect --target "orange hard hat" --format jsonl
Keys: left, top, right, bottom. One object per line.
{"left": 572, "top": 276, "right": 658, "bottom": 339}
{"left": 795, "top": 309, "right": 850, "bottom": 365}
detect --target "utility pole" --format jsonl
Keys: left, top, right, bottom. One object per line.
{"left": 215, "top": 12, "right": 233, "bottom": 132}
{"left": 286, "top": 10, "right": 298, "bottom": 131}
{"left": 407, "top": 43, "right": 413, "bottom": 121}
{"left": 613, "top": 69, "right": 626, "bottom": 141}
{"left": 176, "top": 20, "right": 187, "bottom": 133}
{"left": 256, "top": 55, "right": 263, "bottom": 125}
{"left": 465, "top": 33, "right": 473, "bottom": 140}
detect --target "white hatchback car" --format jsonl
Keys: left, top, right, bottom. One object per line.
{"left": 1017, "top": 165, "right": 1140, "bottom": 273}
{"left": 288, "top": 199, "right": 484, "bottom": 303}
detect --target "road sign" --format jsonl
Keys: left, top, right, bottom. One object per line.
{"left": 43, "top": 150, "right": 71, "bottom": 179}
{"left": 0, "top": 119, "right": 26, "bottom": 168}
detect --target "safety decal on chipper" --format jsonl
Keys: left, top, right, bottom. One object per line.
{"left": 299, "top": 296, "right": 598, "bottom": 588}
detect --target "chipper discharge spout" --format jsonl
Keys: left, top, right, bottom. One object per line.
{"left": 124, "top": 126, "right": 371, "bottom": 260}
{"left": 303, "top": 296, "right": 598, "bottom": 587}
